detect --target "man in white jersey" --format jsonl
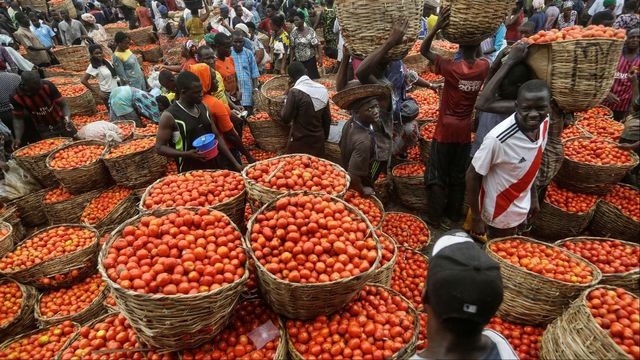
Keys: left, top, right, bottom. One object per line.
{"left": 466, "top": 79, "right": 551, "bottom": 239}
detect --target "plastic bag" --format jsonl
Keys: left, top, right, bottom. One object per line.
{"left": 0, "top": 160, "right": 42, "bottom": 200}
{"left": 148, "top": 69, "right": 161, "bottom": 91}
{"left": 77, "top": 121, "right": 124, "bottom": 143}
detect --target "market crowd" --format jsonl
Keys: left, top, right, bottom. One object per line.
{"left": 0, "top": 0, "right": 637, "bottom": 358}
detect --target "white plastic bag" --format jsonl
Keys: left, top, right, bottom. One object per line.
{"left": 148, "top": 69, "right": 162, "bottom": 91}
{"left": 0, "top": 160, "right": 42, "bottom": 200}
{"left": 77, "top": 121, "right": 124, "bottom": 143}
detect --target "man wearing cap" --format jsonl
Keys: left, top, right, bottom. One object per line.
{"left": 412, "top": 230, "right": 518, "bottom": 360}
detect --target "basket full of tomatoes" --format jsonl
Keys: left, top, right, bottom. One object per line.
{"left": 555, "top": 137, "right": 639, "bottom": 195}
{"left": 0, "top": 279, "right": 37, "bottom": 343}
{"left": 418, "top": 122, "right": 436, "bottom": 164}
{"left": 524, "top": 26, "right": 626, "bottom": 112}
{"left": 103, "top": 136, "right": 168, "bottom": 189}
{"left": 532, "top": 182, "right": 598, "bottom": 240}
{"left": 0, "top": 221, "right": 16, "bottom": 258}
{"left": 557, "top": 237, "right": 639, "bottom": 295}
{"left": 244, "top": 192, "right": 381, "bottom": 320}
{"left": 486, "top": 236, "right": 602, "bottom": 325}
{"left": 259, "top": 76, "right": 288, "bottom": 124}
{"left": 45, "top": 140, "right": 112, "bottom": 195}
{"left": 12, "top": 137, "right": 72, "bottom": 187}
{"left": 58, "top": 83, "right": 96, "bottom": 116}
{"left": 6, "top": 187, "right": 50, "bottom": 227}
{"left": 98, "top": 207, "right": 249, "bottom": 351}
{"left": 42, "top": 187, "right": 102, "bottom": 225}
{"left": 369, "top": 232, "right": 398, "bottom": 287}
{"left": 589, "top": 183, "right": 640, "bottom": 242}
{"left": 80, "top": 186, "right": 138, "bottom": 231}
{"left": 0, "top": 320, "right": 79, "bottom": 359}
{"left": 52, "top": 45, "right": 89, "bottom": 72}
{"left": 344, "top": 190, "right": 385, "bottom": 230}
{"left": 391, "top": 162, "right": 428, "bottom": 211}
{"left": 245, "top": 111, "right": 290, "bottom": 152}
{"left": 540, "top": 286, "right": 639, "bottom": 360}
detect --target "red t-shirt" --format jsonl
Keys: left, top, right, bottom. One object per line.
{"left": 258, "top": 18, "right": 272, "bottom": 35}
{"left": 433, "top": 55, "right": 490, "bottom": 144}
{"left": 506, "top": 12, "right": 525, "bottom": 42}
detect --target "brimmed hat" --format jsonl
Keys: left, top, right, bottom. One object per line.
{"left": 332, "top": 84, "right": 390, "bottom": 111}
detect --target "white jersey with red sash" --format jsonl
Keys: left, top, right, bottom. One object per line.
{"left": 472, "top": 113, "right": 549, "bottom": 229}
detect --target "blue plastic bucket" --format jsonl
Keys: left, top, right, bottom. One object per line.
{"left": 192, "top": 133, "right": 216, "bottom": 152}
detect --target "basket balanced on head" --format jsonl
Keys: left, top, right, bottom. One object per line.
{"left": 486, "top": 236, "right": 602, "bottom": 325}
{"left": 588, "top": 183, "right": 640, "bottom": 242}
{"left": 46, "top": 140, "right": 111, "bottom": 195}
{"left": 556, "top": 237, "right": 639, "bottom": 295}
{"left": 0, "top": 280, "right": 37, "bottom": 343}
{"left": 244, "top": 192, "right": 381, "bottom": 319}
{"left": 12, "top": 137, "right": 72, "bottom": 187}
{"left": 335, "top": 0, "right": 423, "bottom": 59}
{"left": 441, "top": 0, "right": 515, "bottom": 44}
{"left": 539, "top": 286, "right": 639, "bottom": 360}
{"left": 103, "top": 136, "right": 167, "bottom": 189}
{"left": 98, "top": 207, "right": 249, "bottom": 351}
{"left": 140, "top": 170, "right": 246, "bottom": 227}
{"left": 242, "top": 154, "right": 350, "bottom": 206}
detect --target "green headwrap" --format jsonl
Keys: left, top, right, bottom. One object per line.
{"left": 204, "top": 33, "right": 216, "bottom": 46}
{"left": 603, "top": 0, "right": 616, "bottom": 7}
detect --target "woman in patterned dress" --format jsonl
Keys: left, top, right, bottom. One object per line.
{"left": 289, "top": 10, "right": 322, "bottom": 79}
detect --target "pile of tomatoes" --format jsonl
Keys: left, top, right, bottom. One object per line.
{"left": 489, "top": 238, "right": 595, "bottom": 284}
{"left": 602, "top": 185, "right": 640, "bottom": 221}
{"left": 104, "top": 22, "right": 128, "bottom": 29}
{"left": 104, "top": 137, "right": 155, "bottom": 159}
{"left": 375, "top": 231, "right": 396, "bottom": 270}
{"left": 407, "top": 146, "right": 421, "bottom": 162}
{"left": 134, "top": 124, "right": 158, "bottom": 136}
{"left": 390, "top": 247, "right": 429, "bottom": 308}
{"left": 38, "top": 273, "right": 105, "bottom": 319}
{"left": 344, "top": 190, "right": 383, "bottom": 228}
{"left": 249, "top": 149, "right": 277, "bottom": 162}
{"left": 420, "top": 122, "right": 436, "bottom": 141}
{"left": 586, "top": 287, "right": 639, "bottom": 359}
{"left": 242, "top": 129, "right": 255, "bottom": 148}
{"left": 58, "top": 85, "right": 87, "bottom": 97}
{"left": 80, "top": 187, "right": 132, "bottom": 225}
{"left": 49, "top": 144, "right": 105, "bottom": 169}
{"left": 417, "top": 313, "right": 428, "bottom": 350}
{"left": 561, "top": 239, "right": 639, "bottom": 275}
{"left": 0, "top": 281, "right": 22, "bottom": 326}
{"left": 382, "top": 213, "right": 430, "bottom": 250}
{"left": 72, "top": 114, "right": 109, "bottom": 128}
{"left": 165, "top": 161, "right": 177, "bottom": 176}
{"left": 577, "top": 106, "right": 613, "bottom": 118}
{"left": 409, "top": 40, "right": 421, "bottom": 55}
{"left": 0, "top": 226, "right": 8, "bottom": 240}
{"left": 246, "top": 155, "right": 348, "bottom": 194}
{"left": 0, "top": 321, "right": 77, "bottom": 359}
{"left": 102, "top": 208, "right": 246, "bottom": 295}
{"left": 432, "top": 40, "right": 459, "bottom": 52}
{"left": 43, "top": 187, "right": 74, "bottom": 204}
{"left": 524, "top": 25, "right": 626, "bottom": 44}
{"left": 544, "top": 182, "right": 598, "bottom": 213}
{"left": 287, "top": 285, "right": 416, "bottom": 359}
{"left": 560, "top": 124, "right": 586, "bottom": 142}
{"left": 249, "top": 193, "right": 376, "bottom": 283}
{"left": 412, "top": 90, "right": 440, "bottom": 120}
{"left": 183, "top": 300, "right": 282, "bottom": 360}
{"left": 131, "top": 44, "right": 160, "bottom": 51}
{"left": 142, "top": 170, "right": 245, "bottom": 209}
{"left": 486, "top": 317, "right": 545, "bottom": 360}
{"left": 564, "top": 137, "right": 634, "bottom": 165}
{"left": 419, "top": 70, "right": 444, "bottom": 83}
{"left": 14, "top": 138, "right": 69, "bottom": 157}
{"left": 248, "top": 112, "right": 270, "bottom": 122}
{"left": 36, "top": 263, "right": 91, "bottom": 288}
{"left": 0, "top": 226, "right": 96, "bottom": 273}
{"left": 115, "top": 122, "right": 134, "bottom": 139}
{"left": 96, "top": 104, "right": 107, "bottom": 113}
{"left": 577, "top": 116, "right": 624, "bottom": 142}
{"left": 258, "top": 74, "right": 275, "bottom": 83}
{"left": 393, "top": 163, "right": 426, "bottom": 177}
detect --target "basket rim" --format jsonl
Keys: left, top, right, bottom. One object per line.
{"left": 391, "top": 161, "right": 426, "bottom": 179}
{"left": 33, "top": 275, "right": 108, "bottom": 324}
{"left": 375, "top": 232, "right": 398, "bottom": 274}
{"left": 541, "top": 190, "right": 598, "bottom": 215}
{"left": 0, "top": 319, "right": 80, "bottom": 352}
{"left": 562, "top": 136, "right": 640, "bottom": 169}
{"left": 12, "top": 137, "right": 73, "bottom": 160}
{"left": 102, "top": 137, "right": 156, "bottom": 160}
{"left": 597, "top": 183, "right": 640, "bottom": 222}
{"left": 486, "top": 236, "right": 603, "bottom": 288}
{"left": 260, "top": 75, "right": 289, "bottom": 102}
{"left": 382, "top": 211, "right": 432, "bottom": 251}
{"left": 0, "top": 279, "right": 35, "bottom": 331}
{"left": 98, "top": 207, "right": 249, "bottom": 301}
{"left": 45, "top": 139, "right": 108, "bottom": 171}
{"left": 554, "top": 236, "right": 640, "bottom": 277}
{"left": 80, "top": 186, "right": 135, "bottom": 227}
{"left": 244, "top": 190, "right": 382, "bottom": 290}
{"left": 529, "top": 36, "right": 626, "bottom": 47}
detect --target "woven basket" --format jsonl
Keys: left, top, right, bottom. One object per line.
{"left": 140, "top": 46, "right": 163, "bottom": 62}
{"left": 139, "top": 170, "right": 246, "bottom": 227}
{"left": 242, "top": 154, "right": 350, "bottom": 206}
{"left": 368, "top": 233, "right": 398, "bottom": 287}
{"left": 575, "top": 106, "right": 614, "bottom": 120}
{"left": 555, "top": 237, "right": 639, "bottom": 295}
{"left": 81, "top": 188, "right": 138, "bottom": 231}
{"left": 531, "top": 198, "right": 596, "bottom": 241}
{"left": 127, "top": 26, "right": 154, "bottom": 46}
{"left": 30, "top": 259, "right": 97, "bottom": 292}
{"left": 383, "top": 212, "right": 431, "bottom": 252}
{"left": 6, "top": 187, "right": 50, "bottom": 227}
{"left": 526, "top": 38, "right": 625, "bottom": 112}
{"left": 440, "top": 0, "right": 514, "bottom": 45}
{"left": 246, "top": 117, "right": 290, "bottom": 153}
{"left": 324, "top": 141, "right": 341, "bottom": 165}
{"left": 0, "top": 322, "right": 79, "bottom": 357}
{"left": 404, "top": 53, "right": 429, "bottom": 73}
{"left": 98, "top": 208, "right": 249, "bottom": 352}
{"left": 286, "top": 284, "right": 419, "bottom": 360}
{"left": 13, "top": 137, "right": 72, "bottom": 187}
{"left": 43, "top": 188, "right": 102, "bottom": 225}
{"left": 0, "top": 224, "right": 99, "bottom": 285}
{"left": 418, "top": 122, "right": 435, "bottom": 164}
{"left": 47, "top": 0, "right": 77, "bottom": 22}
{"left": 554, "top": 137, "right": 639, "bottom": 195}
{"left": 335, "top": 0, "right": 423, "bottom": 59}
{"left": 260, "top": 76, "right": 288, "bottom": 123}
{"left": 431, "top": 45, "right": 458, "bottom": 59}
{"left": 0, "top": 280, "right": 36, "bottom": 343}
{"left": 589, "top": 184, "right": 640, "bottom": 243}
{"left": 104, "top": 23, "right": 128, "bottom": 37}
{"left": 65, "top": 88, "right": 96, "bottom": 116}
{"left": 34, "top": 279, "right": 108, "bottom": 328}
{"left": 103, "top": 138, "right": 167, "bottom": 189}
{"left": 244, "top": 191, "right": 381, "bottom": 320}
{"left": 52, "top": 46, "right": 89, "bottom": 73}
{"left": 392, "top": 162, "right": 427, "bottom": 211}
{"left": 486, "top": 236, "right": 602, "bottom": 325}
{"left": 539, "top": 285, "right": 636, "bottom": 360}
{"left": 46, "top": 140, "right": 111, "bottom": 195}
{"left": 0, "top": 206, "right": 25, "bottom": 244}
{"left": 43, "top": 67, "right": 77, "bottom": 78}
{"left": 374, "top": 176, "right": 391, "bottom": 206}
{"left": 0, "top": 222, "right": 16, "bottom": 259}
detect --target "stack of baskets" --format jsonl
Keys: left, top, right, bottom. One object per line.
{"left": 52, "top": 46, "right": 89, "bottom": 73}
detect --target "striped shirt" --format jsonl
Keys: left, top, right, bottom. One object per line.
{"left": 11, "top": 80, "right": 64, "bottom": 127}
{"left": 606, "top": 53, "right": 640, "bottom": 112}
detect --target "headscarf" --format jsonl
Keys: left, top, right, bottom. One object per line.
{"left": 533, "top": 0, "right": 545, "bottom": 10}
{"left": 603, "top": 0, "right": 615, "bottom": 7}
{"left": 563, "top": 1, "right": 573, "bottom": 9}
{"left": 88, "top": 43, "right": 117, "bottom": 77}
{"left": 204, "top": 33, "right": 216, "bottom": 46}
{"left": 81, "top": 13, "right": 96, "bottom": 24}
{"left": 187, "top": 63, "right": 212, "bottom": 93}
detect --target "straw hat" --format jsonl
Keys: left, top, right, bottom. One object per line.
{"left": 332, "top": 84, "right": 391, "bottom": 111}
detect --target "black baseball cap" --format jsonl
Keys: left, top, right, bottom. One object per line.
{"left": 427, "top": 230, "right": 504, "bottom": 326}
{"left": 400, "top": 99, "right": 419, "bottom": 119}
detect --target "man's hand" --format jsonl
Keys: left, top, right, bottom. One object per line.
{"left": 470, "top": 215, "right": 486, "bottom": 236}
{"left": 528, "top": 198, "right": 540, "bottom": 221}
{"left": 606, "top": 92, "right": 620, "bottom": 104}
{"left": 185, "top": 149, "right": 207, "bottom": 161}
{"left": 629, "top": 67, "right": 638, "bottom": 78}
{"left": 618, "top": 141, "right": 640, "bottom": 151}
{"left": 433, "top": 6, "right": 451, "bottom": 32}
{"left": 506, "top": 42, "right": 528, "bottom": 63}
{"left": 12, "top": 138, "right": 22, "bottom": 150}
{"left": 388, "top": 18, "right": 409, "bottom": 46}
{"left": 362, "top": 186, "right": 376, "bottom": 197}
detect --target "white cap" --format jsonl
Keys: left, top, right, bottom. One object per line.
{"left": 235, "top": 23, "right": 250, "bottom": 36}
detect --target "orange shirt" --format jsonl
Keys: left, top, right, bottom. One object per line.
{"left": 214, "top": 56, "right": 238, "bottom": 95}
{"left": 136, "top": 7, "right": 153, "bottom": 27}
{"left": 203, "top": 94, "right": 235, "bottom": 148}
